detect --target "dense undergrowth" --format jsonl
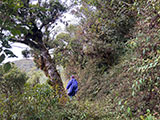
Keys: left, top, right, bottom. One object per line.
{"left": 52, "top": 0, "right": 160, "bottom": 119}
{"left": 0, "top": 65, "right": 87, "bottom": 120}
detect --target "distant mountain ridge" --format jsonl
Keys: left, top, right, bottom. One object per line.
{"left": 13, "top": 59, "right": 38, "bottom": 73}
{"left": 13, "top": 59, "right": 67, "bottom": 85}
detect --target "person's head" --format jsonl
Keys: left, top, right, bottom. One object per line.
{"left": 71, "top": 75, "right": 75, "bottom": 79}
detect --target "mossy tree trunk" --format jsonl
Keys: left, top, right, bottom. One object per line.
{"left": 34, "top": 45, "right": 68, "bottom": 103}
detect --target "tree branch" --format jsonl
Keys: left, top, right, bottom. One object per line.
{"left": 40, "top": 13, "right": 60, "bottom": 30}
{"left": 9, "top": 38, "right": 40, "bottom": 50}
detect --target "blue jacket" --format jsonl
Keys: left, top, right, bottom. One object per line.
{"left": 66, "top": 78, "right": 78, "bottom": 96}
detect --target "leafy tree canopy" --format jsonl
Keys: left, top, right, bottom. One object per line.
{"left": 0, "top": 63, "right": 28, "bottom": 96}
{"left": 0, "top": 0, "right": 66, "bottom": 63}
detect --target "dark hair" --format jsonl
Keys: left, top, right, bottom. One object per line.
{"left": 71, "top": 75, "right": 75, "bottom": 78}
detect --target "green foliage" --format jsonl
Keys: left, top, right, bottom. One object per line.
{"left": 144, "top": 115, "right": 155, "bottom": 120}
{"left": 0, "top": 0, "right": 66, "bottom": 64}
{"left": 0, "top": 0, "right": 66, "bottom": 39}
{"left": 0, "top": 39, "right": 17, "bottom": 63}
{"left": 60, "top": 0, "right": 136, "bottom": 77}
{"left": 0, "top": 63, "right": 28, "bottom": 95}
{"left": 0, "top": 0, "right": 160, "bottom": 120}
{"left": 0, "top": 84, "right": 56, "bottom": 119}
{"left": 126, "top": 29, "right": 160, "bottom": 114}
{"left": 27, "top": 69, "right": 48, "bottom": 85}
{"left": 0, "top": 54, "right": 5, "bottom": 63}
{"left": 0, "top": 63, "right": 28, "bottom": 119}
{"left": 51, "top": 25, "right": 83, "bottom": 67}
{"left": 140, "top": 109, "right": 156, "bottom": 120}
{"left": 0, "top": 83, "right": 90, "bottom": 120}
{"left": 57, "top": 1, "right": 159, "bottom": 119}
{"left": 0, "top": 62, "right": 88, "bottom": 120}
{"left": 52, "top": 0, "right": 137, "bottom": 101}
{"left": 22, "top": 49, "right": 30, "bottom": 59}
{"left": 3, "top": 62, "right": 11, "bottom": 72}
{"left": 113, "top": 1, "right": 160, "bottom": 118}
{"left": 0, "top": 0, "right": 20, "bottom": 63}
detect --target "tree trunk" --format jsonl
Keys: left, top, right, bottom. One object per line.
{"left": 33, "top": 45, "right": 68, "bottom": 104}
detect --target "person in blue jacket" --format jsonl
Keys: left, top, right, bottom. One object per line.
{"left": 66, "top": 75, "right": 78, "bottom": 97}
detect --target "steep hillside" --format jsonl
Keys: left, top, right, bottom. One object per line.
{"left": 71, "top": 16, "right": 160, "bottom": 120}
{"left": 63, "top": 1, "right": 160, "bottom": 119}
{"left": 81, "top": 12, "right": 160, "bottom": 120}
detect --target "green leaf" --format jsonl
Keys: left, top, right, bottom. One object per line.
{"left": 0, "top": 54, "right": 5, "bottom": 63}
{"left": 147, "top": 109, "right": 150, "bottom": 113}
{"left": 2, "top": 40, "right": 11, "bottom": 48}
{"left": 110, "top": 0, "right": 115, "bottom": 6}
{"left": 4, "top": 49, "right": 14, "bottom": 55}
{"left": 4, "top": 49, "right": 17, "bottom": 58}
{"left": 3, "top": 62, "right": 11, "bottom": 72}
{"left": 127, "top": 107, "right": 131, "bottom": 113}
{"left": 0, "top": 47, "right": 2, "bottom": 53}
{"left": 11, "top": 29, "right": 21, "bottom": 36}
{"left": 139, "top": 79, "right": 142, "bottom": 84}
{"left": 84, "top": 7, "right": 88, "bottom": 12}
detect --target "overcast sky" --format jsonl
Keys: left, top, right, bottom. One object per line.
{"left": 4, "top": 0, "right": 79, "bottom": 63}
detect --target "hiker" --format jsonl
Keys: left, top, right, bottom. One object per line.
{"left": 66, "top": 75, "right": 78, "bottom": 97}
